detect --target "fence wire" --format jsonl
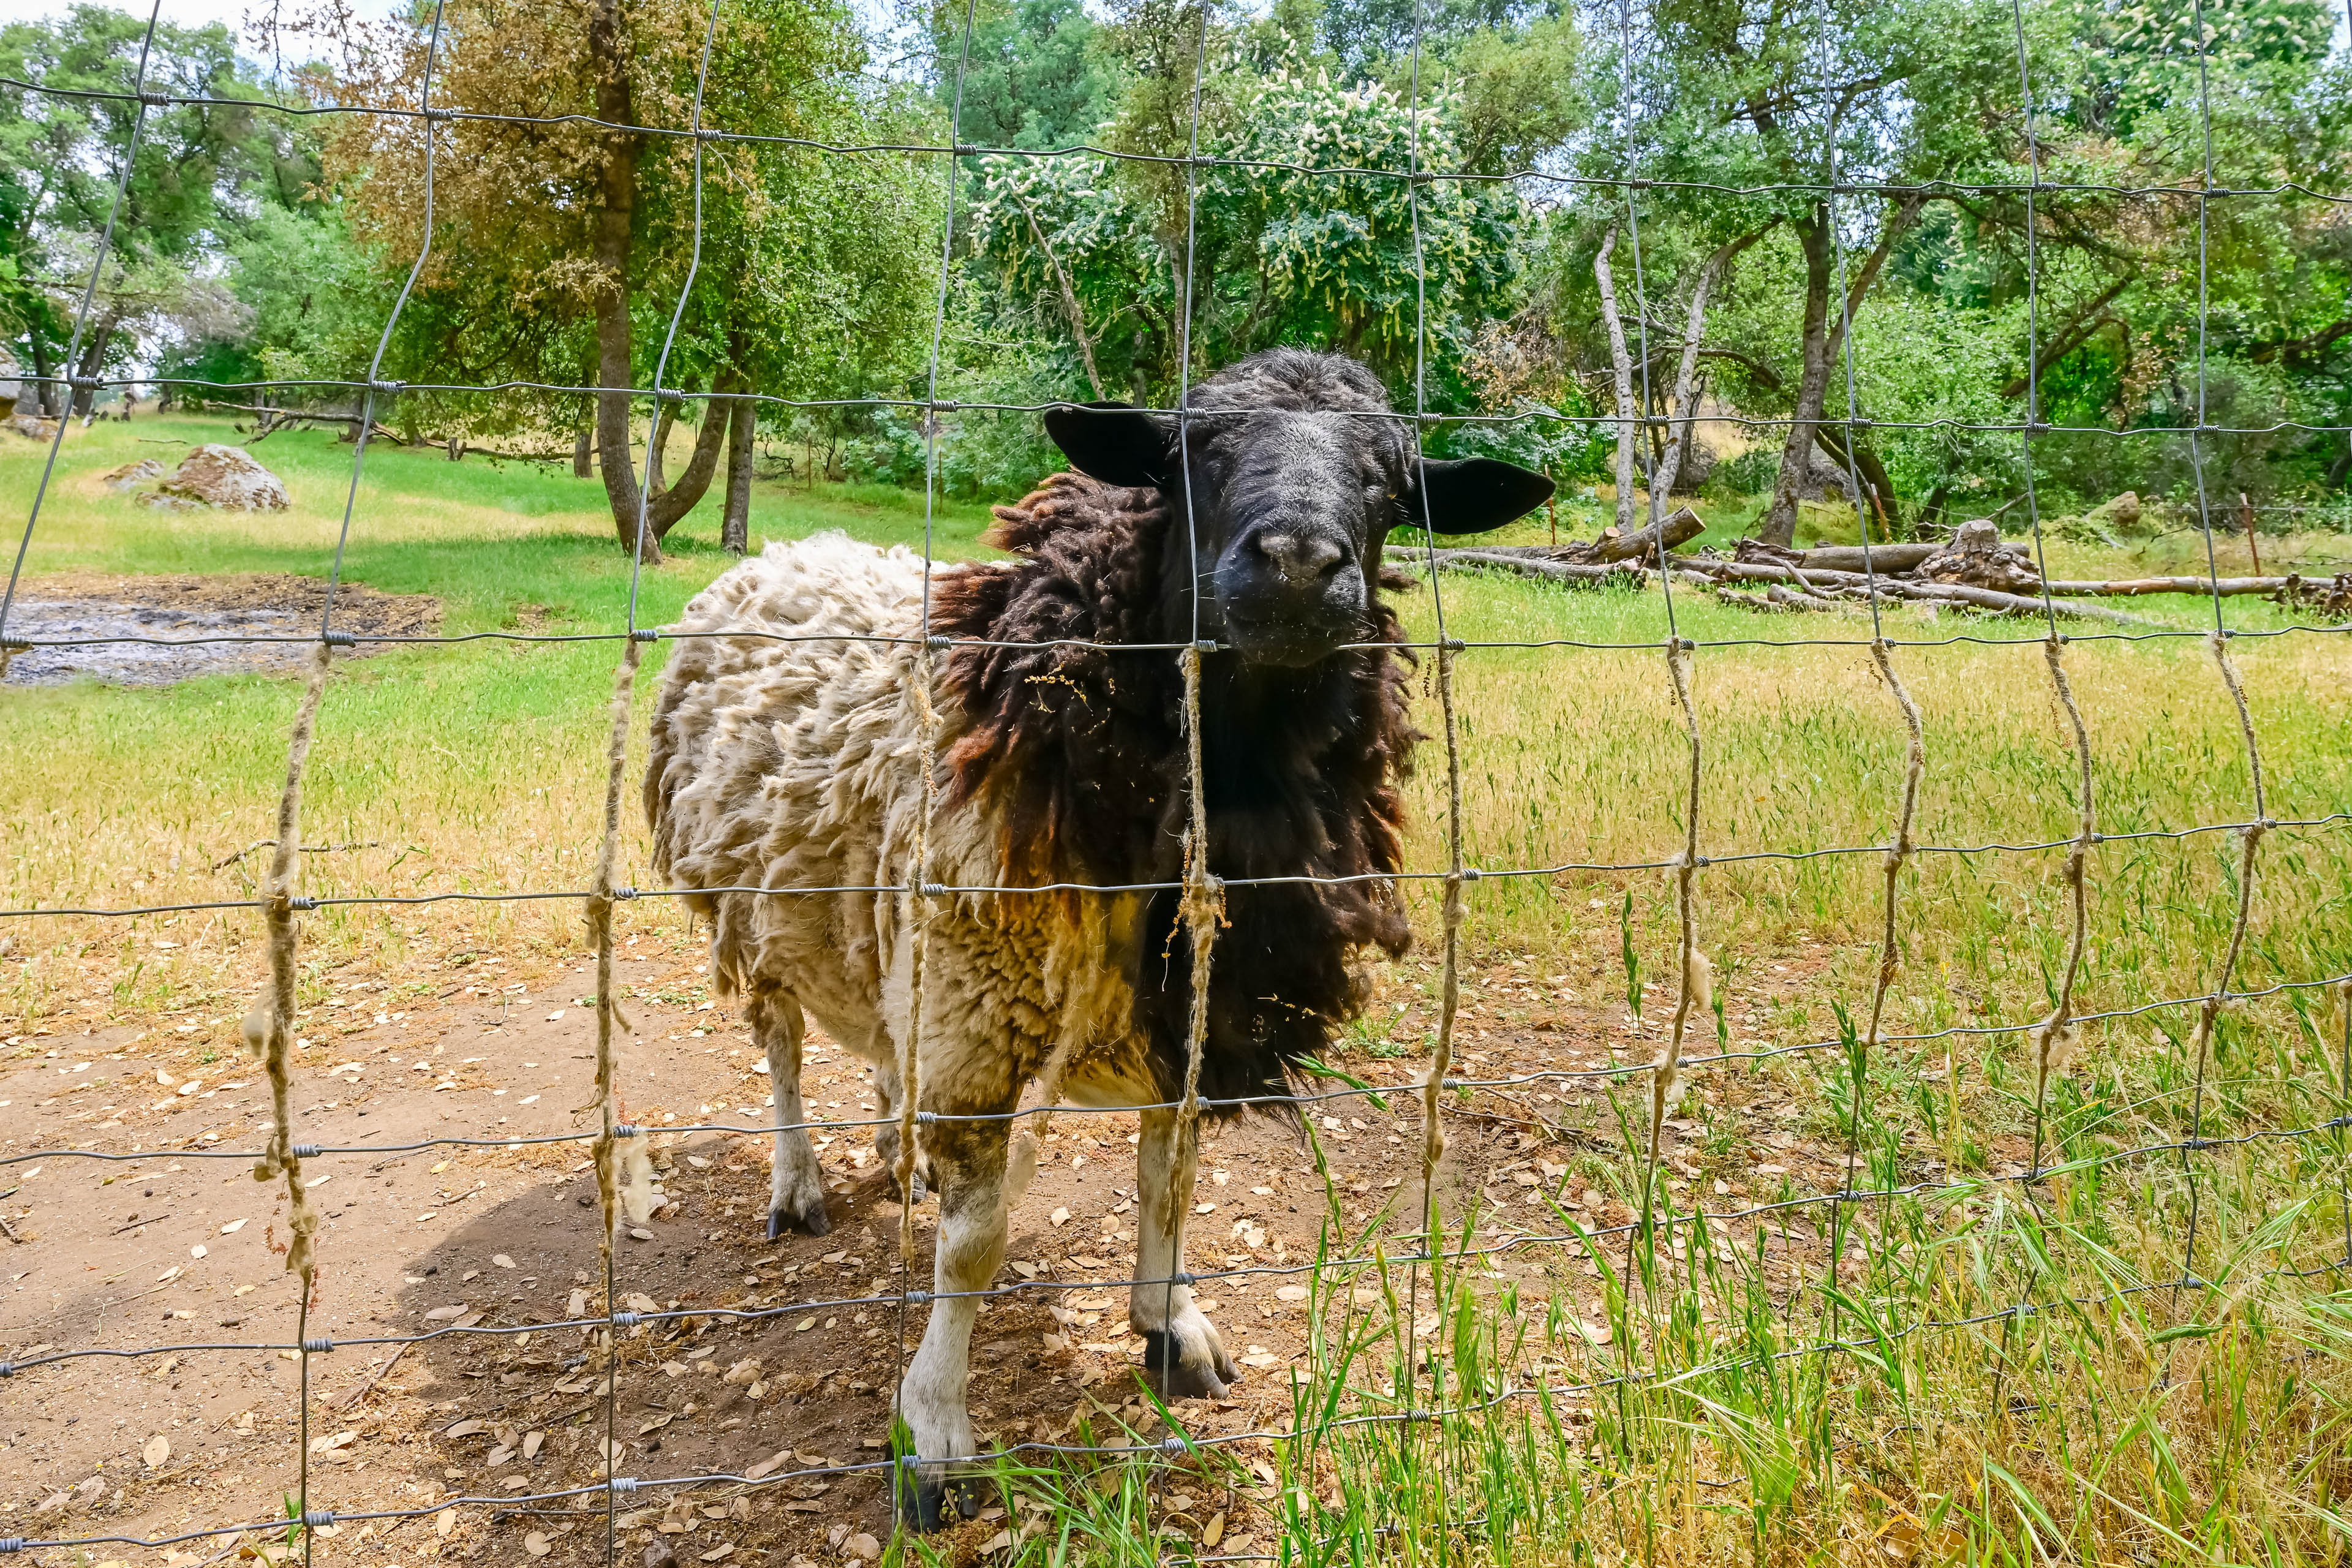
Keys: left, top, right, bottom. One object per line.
{"left": 2, "top": 0, "right": 2349, "bottom": 1561}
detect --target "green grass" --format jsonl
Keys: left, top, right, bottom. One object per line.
{"left": 7, "top": 413, "right": 2352, "bottom": 1566}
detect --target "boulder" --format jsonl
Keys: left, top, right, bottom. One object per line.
{"left": 2057, "top": 490, "right": 2146, "bottom": 545}
{"left": 7, "top": 411, "right": 60, "bottom": 442}
{"left": 140, "top": 444, "right": 289, "bottom": 511}
{"left": 100, "top": 458, "right": 165, "bottom": 491}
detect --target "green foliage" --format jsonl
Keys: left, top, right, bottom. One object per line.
{"left": 965, "top": 40, "right": 1537, "bottom": 412}
{"left": 8, "top": 0, "right": 2348, "bottom": 524}
{"left": 0, "top": 8, "right": 306, "bottom": 399}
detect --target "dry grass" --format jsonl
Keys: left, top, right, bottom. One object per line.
{"left": 6, "top": 416, "right": 2352, "bottom": 1564}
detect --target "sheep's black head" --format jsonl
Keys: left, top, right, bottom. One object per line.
{"left": 1045, "top": 348, "right": 1553, "bottom": 667}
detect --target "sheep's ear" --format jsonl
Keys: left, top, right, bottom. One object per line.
{"left": 1044, "top": 401, "right": 1173, "bottom": 489}
{"left": 1408, "top": 458, "right": 1555, "bottom": 535}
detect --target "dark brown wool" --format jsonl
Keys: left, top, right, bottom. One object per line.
{"left": 931, "top": 472, "right": 1423, "bottom": 1112}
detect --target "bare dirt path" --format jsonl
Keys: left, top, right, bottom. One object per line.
{"left": 1, "top": 939, "right": 1861, "bottom": 1566}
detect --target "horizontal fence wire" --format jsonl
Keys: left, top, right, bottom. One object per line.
{"left": 7, "top": 71, "right": 2352, "bottom": 205}
{"left": 11, "top": 1090, "right": 2352, "bottom": 1377}
{"left": 2, "top": 0, "right": 2348, "bottom": 1559}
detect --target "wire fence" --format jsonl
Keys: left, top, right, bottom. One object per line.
{"left": 2, "top": 0, "right": 2350, "bottom": 1561}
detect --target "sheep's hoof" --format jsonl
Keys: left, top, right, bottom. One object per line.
{"left": 766, "top": 1199, "right": 832, "bottom": 1240}
{"left": 1140, "top": 1327, "right": 1236, "bottom": 1400}
{"left": 893, "top": 1462, "right": 984, "bottom": 1532}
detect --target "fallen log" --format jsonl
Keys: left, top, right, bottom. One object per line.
{"left": 2040, "top": 575, "right": 2288, "bottom": 597}
{"left": 1387, "top": 548, "right": 1645, "bottom": 586}
{"left": 1735, "top": 533, "right": 2032, "bottom": 577}
{"left": 1406, "top": 505, "right": 1705, "bottom": 566}
{"left": 1401, "top": 540, "right": 2180, "bottom": 627}
{"left": 1746, "top": 541, "right": 1946, "bottom": 575}
{"left": 1568, "top": 505, "right": 1706, "bottom": 564}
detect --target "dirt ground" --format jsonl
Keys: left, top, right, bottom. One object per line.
{"left": 0, "top": 935, "right": 1876, "bottom": 1567}
{"left": 2, "top": 575, "right": 440, "bottom": 687}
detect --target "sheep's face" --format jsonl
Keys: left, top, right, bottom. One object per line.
{"left": 1044, "top": 350, "right": 1554, "bottom": 668}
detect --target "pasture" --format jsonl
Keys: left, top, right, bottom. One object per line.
{"left": 4, "top": 413, "right": 2351, "bottom": 1565}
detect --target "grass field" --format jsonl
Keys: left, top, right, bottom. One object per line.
{"left": 6, "top": 412, "right": 2352, "bottom": 1564}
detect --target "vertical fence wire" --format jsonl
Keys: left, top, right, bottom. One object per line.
{"left": 1814, "top": 33, "right": 1924, "bottom": 1341}
{"left": 889, "top": 0, "right": 982, "bottom": 1521}
{"left": 1401, "top": 0, "right": 1475, "bottom": 1467}
{"left": 2173, "top": 0, "right": 2272, "bottom": 1319}
{"left": 586, "top": 2, "right": 728, "bottom": 1553}
{"left": 1163, "top": 0, "right": 1218, "bottom": 1428}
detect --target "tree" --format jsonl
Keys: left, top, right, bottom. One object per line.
{"left": 963, "top": 4, "right": 1545, "bottom": 417}
{"left": 321, "top": 0, "right": 929, "bottom": 560}
{"left": 0, "top": 9, "right": 295, "bottom": 414}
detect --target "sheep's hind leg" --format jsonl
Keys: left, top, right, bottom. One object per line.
{"left": 866, "top": 1045, "right": 929, "bottom": 1204}
{"left": 1131, "top": 1103, "right": 1238, "bottom": 1398}
{"left": 748, "top": 986, "right": 829, "bottom": 1238}
{"left": 894, "top": 1113, "right": 1008, "bottom": 1531}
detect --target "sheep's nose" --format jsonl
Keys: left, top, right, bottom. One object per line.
{"left": 1253, "top": 532, "right": 1344, "bottom": 588}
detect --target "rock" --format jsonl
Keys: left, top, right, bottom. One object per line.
{"left": 2085, "top": 490, "right": 2143, "bottom": 533}
{"left": 141, "top": 444, "right": 289, "bottom": 511}
{"left": 843, "top": 1534, "right": 881, "bottom": 1562}
{"left": 102, "top": 458, "right": 165, "bottom": 491}
{"left": 1668, "top": 434, "right": 1717, "bottom": 494}
{"left": 7, "top": 411, "right": 61, "bottom": 442}
{"left": 1916, "top": 518, "right": 2043, "bottom": 594}
{"left": 2058, "top": 490, "right": 2146, "bottom": 546}
{"left": 644, "top": 1540, "right": 677, "bottom": 1568}
{"left": 1793, "top": 450, "right": 1850, "bottom": 500}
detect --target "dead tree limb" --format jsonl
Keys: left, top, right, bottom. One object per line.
{"left": 1651, "top": 230, "right": 1766, "bottom": 520}
{"left": 1014, "top": 190, "right": 1106, "bottom": 402}
{"left": 1593, "top": 227, "right": 1639, "bottom": 536}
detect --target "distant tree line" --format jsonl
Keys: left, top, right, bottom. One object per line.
{"left": 2, "top": 0, "right": 2345, "bottom": 553}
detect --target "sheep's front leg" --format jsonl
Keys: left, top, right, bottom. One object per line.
{"left": 1131, "top": 1104, "right": 1238, "bottom": 1398}
{"left": 894, "top": 1115, "right": 1006, "bottom": 1530}
{"left": 747, "top": 987, "right": 829, "bottom": 1238}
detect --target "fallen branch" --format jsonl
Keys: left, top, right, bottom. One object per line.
{"left": 1403, "top": 538, "right": 2182, "bottom": 627}
{"left": 337, "top": 1341, "right": 410, "bottom": 1411}
{"left": 1387, "top": 548, "right": 1647, "bottom": 587}
{"left": 1697, "top": 562, "right": 2168, "bottom": 626}
{"left": 192, "top": 403, "right": 404, "bottom": 445}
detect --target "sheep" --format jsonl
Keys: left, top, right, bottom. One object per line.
{"left": 643, "top": 347, "right": 1551, "bottom": 1526}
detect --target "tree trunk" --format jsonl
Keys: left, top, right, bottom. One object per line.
{"left": 647, "top": 401, "right": 675, "bottom": 494}
{"left": 1014, "top": 190, "right": 1106, "bottom": 401}
{"left": 1759, "top": 206, "right": 1834, "bottom": 548}
{"left": 1813, "top": 424, "right": 1902, "bottom": 538}
{"left": 573, "top": 428, "right": 593, "bottom": 478}
{"left": 28, "top": 328, "right": 58, "bottom": 417}
{"left": 646, "top": 385, "right": 734, "bottom": 541}
{"left": 588, "top": 0, "right": 657, "bottom": 562}
{"left": 71, "top": 321, "right": 114, "bottom": 418}
{"left": 1759, "top": 197, "right": 1922, "bottom": 547}
{"left": 1649, "top": 230, "right": 1763, "bottom": 524}
{"left": 723, "top": 392, "right": 755, "bottom": 554}
{"left": 1593, "top": 227, "right": 1639, "bottom": 536}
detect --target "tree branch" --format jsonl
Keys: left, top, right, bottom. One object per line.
{"left": 2002, "top": 273, "right": 2133, "bottom": 399}
{"left": 1012, "top": 190, "right": 1106, "bottom": 402}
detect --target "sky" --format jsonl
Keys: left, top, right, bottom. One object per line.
{"left": 15, "top": 0, "right": 409, "bottom": 60}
